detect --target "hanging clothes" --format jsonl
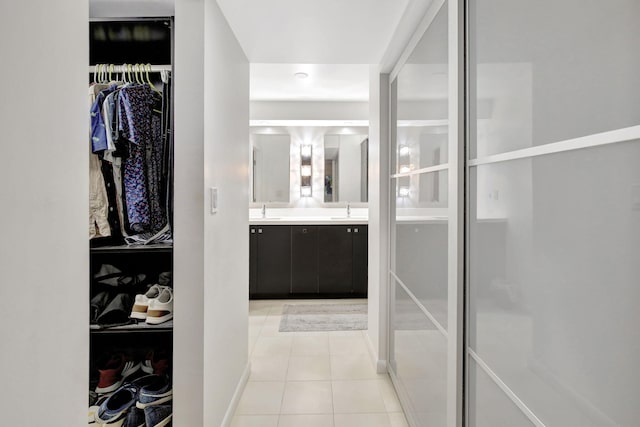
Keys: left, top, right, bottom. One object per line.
{"left": 89, "top": 84, "right": 112, "bottom": 239}
{"left": 89, "top": 69, "right": 173, "bottom": 246}
{"left": 118, "top": 84, "right": 154, "bottom": 232}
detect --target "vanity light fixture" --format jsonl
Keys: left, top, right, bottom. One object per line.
{"left": 399, "top": 186, "right": 410, "bottom": 197}
{"left": 301, "top": 186, "right": 312, "bottom": 197}
{"left": 301, "top": 144, "right": 312, "bottom": 158}
{"left": 300, "top": 144, "right": 312, "bottom": 197}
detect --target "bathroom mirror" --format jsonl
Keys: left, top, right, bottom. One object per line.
{"left": 251, "top": 134, "right": 290, "bottom": 203}
{"left": 323, "top": 134, "right": 368, "bottom": 203}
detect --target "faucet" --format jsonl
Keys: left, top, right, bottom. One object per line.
{"left": 261, "top": 204, "right": 266, "bottom": 218}
{"left": 346, "top": 202, "right": 351, "bottom": 218}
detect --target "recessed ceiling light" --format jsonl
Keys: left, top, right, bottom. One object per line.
{"left": 294, "top": 72, "right": 309, "bottom": 79}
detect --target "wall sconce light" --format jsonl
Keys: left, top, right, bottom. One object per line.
{"left": 301, "top": 145, "right": 312, "bottom": 158}
{"left": 301, "top": 144, "right": 312, "bottom": 197}
{"left": 399, "top": 186, "right": 410, "bottom": 197}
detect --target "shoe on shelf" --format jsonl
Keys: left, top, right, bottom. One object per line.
{"left": 95, "top": 354, "right": 125, "bottom": 394}
{"left": 95, "top": 385, "right": 135, "bottom": 425}
{"left": 95, "top": 353, "right": 142, "bottom": 394}
{"left": 121, "top": 358, "right": 142, "bottom": 382}
{"left": 145, "top": 287, "right": 173, "bottom": 325}
{"left": 95, "top": 375, "right": 162, "bottom": 426}
{"left": 89, "top": 394, "right": 109, "bottom": 424}
{"left": 141, "top": 350, "right": 171, "bottom": 376}
{"left": 130, "top": 284, "right": 165, "bottom": 320}
{"left": 136, "top": 376, "right": 173, "bottom": 427}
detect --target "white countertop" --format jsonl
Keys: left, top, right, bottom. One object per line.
{"left": 249, "top": 216, "right": 368, "bottom": 225}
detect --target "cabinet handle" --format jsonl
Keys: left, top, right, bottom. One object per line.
{"left": 354, "top": 228, "right": 359, "bottom": 233}
{"left": 347, "top": 228, "right": 351, "bottom": 233}
{"left": 258, "top": 229, "right": 263, "bottom": 234}
{"left": 302, "top": 228, "right": 308, "bottom": 234}
{"left": 251, "top": 229, "right": 256, "bottom": 234}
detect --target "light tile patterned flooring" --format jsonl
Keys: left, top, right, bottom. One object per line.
{"left": 232, "top": 299, "right": 409, "bottom": 427}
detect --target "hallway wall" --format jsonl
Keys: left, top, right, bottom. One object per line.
{"left": 203, "top": 0, "right": 250, "bottom": 424}
{"left": 0, "top": 2, "right": 89, "bottom": 425}
{"left": 174, "top": 0, "right": 249, "bottom": 425}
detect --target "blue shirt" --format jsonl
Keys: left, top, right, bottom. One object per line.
{"left": 90, "top": 84, "right": 117, "bottom": 153}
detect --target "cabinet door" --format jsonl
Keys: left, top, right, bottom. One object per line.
{"left": 291, "top": 226, "right": 318, "bottom": 294}
{"left": 318, "top": 225, "right": 353, "bottom": 294}
{"left": 256, "top": 225, "right": 291, "bottom": 296}
{"left": 352, "top": 225, "right": 368, "bottom": 296}
{"left": 249, "top": 226, "right": 258, "bottom": 296}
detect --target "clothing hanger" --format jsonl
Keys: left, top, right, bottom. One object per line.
{"left": 145, "top": 64, "right": 161, "bottom": 94}
{"left": 136, "top": 64, "right": 143, "bottom": 84}
{"left": 160, "top": 69, "right": 170, "bottom": 85}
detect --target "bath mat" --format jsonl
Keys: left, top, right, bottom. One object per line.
{"left": 279, "top": 303, "right": 367, "bottom": 332}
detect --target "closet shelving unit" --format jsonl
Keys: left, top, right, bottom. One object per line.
{"left": 88, "top": 17, "right": 175, "bottom": 409}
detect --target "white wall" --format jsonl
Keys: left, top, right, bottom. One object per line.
{"left": 174, "top": 0, "right": 205, "bottom": 424}
{"left": 202, "top": 0, "right": 250, "bottom": 425}
{"left": 174, "top": 0, "right": 249, "bottom": 425}
{"left": 251, "top": 101, "right": 368, "bottom": 121}
{"left": 367, "top": 68, "right": 390, "bottom": 371}
{"left": 0, "top": 2, "right": 88, "bottom": 426}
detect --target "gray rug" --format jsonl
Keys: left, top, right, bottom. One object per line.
{"left": 279, "top": 303, "right": 368, "bottom": 332}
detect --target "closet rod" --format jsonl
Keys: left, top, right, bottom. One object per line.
{"left": 89, "top": 65, "right": 172, "bottom": 72}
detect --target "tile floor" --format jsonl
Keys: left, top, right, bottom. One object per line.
{"left": 232, "top": 299, "right": 409, "bottom": 427}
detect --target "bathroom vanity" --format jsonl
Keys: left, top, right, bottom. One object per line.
{"left": 249, "top": 219, "right": 368, "bottom": 299}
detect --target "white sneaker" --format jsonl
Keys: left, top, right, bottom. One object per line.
{"left": 146, "top": 287, "right": 173, "bottom": 325}
{"left": 130, "top": 285, "right": 164, "bottom": 320}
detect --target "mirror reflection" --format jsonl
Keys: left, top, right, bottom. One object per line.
{"left": 396, "top": 125, "right": 447, "bottom": 207}
{"left": 324, "top": 134, "right": 368, "bottom": 203}
{"left": 251, "top": 134, "right": 290, "bottom": 203}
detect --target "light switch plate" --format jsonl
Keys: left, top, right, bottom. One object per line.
{"left": 210, "top": 187, "right": 218, "bottom": 214}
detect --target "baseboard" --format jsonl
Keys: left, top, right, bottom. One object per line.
{"left": 364, "top": 330, "right": 388, "bottom": 374}
{"left": 220, "top": 362, "right": 251, "bottom": 427}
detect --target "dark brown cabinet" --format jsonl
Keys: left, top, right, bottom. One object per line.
{"left": 352, "top": 225, "right": 368, "bottom": 295}
{"left": 318, "top": 226, "right": 354, "bottom": 294}
{"left": 249, "top": 224, "right": 368, "bottom": 299}
{"left": 291, "top": 226, "right": 319, "bottom": 294}
{"left": 249, "top": 225, "right": 291, "bottom": 297}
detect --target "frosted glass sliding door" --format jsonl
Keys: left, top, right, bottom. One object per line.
{"left": 467, "top": 1, "right": 640, "bottom": 426}
{"left": 388, "top": 1, "right": 451, "bottom": 425}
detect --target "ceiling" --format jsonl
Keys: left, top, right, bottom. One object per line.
{"left": 216, "top": 0, "right": 410, "bottom": 64}
{"left": 250, "top": 64, "right": 370, "bottom": 101}
{"left": 217, "top": 0, "right": 414, "bottom": 102}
